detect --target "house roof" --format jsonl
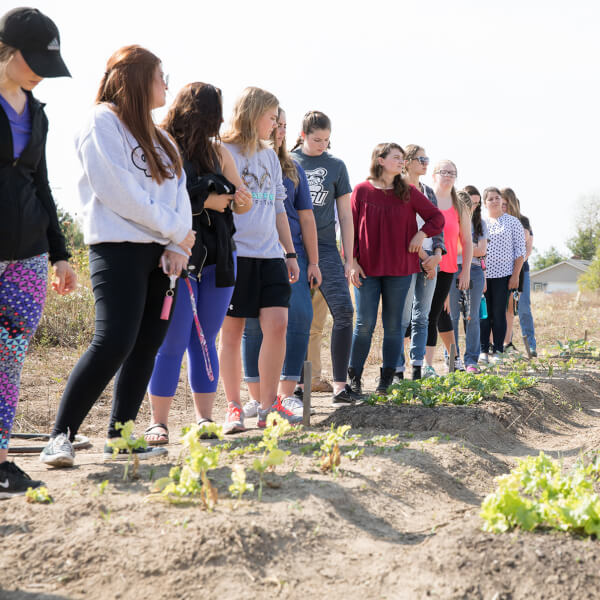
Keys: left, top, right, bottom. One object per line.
{"left": 530, "top": 258, "right": 591, "bottom": 278}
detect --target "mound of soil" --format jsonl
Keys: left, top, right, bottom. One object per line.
{"left": 2, "top": 348, "right": 600, "bottom": 599}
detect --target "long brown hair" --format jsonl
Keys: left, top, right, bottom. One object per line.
{"left": 222, "top": 86, "right": 279, "bottom": 156}
{"left": 500, "top": 187, "right": 522, "bottom": 219}
{"left": 162, "top": 82, "right": 222, "bottom": 175}
{"left": 291, "top": 110, "right": 332, "bottom": 152}
{"left": 368, "top": 143, "right": 409, "bottom": 200}
{"left": 463, "top": 185, "right": 483, "bottom": 238}
{"left": 96, "top": 45, "right": 181, "bottom": 183}
{"left": 271, "top": 108, "right": 299, "bottom": 187}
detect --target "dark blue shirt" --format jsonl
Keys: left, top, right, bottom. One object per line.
{"left": 283, "top": 161, "right": 313, "bottom": 256}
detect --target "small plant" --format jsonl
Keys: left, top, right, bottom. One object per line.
{"left": 252, "top": 414, "right": 292, "bottom": 501}
{"left": 96, "top": 480, "right": 109, "bottom": 496}
{"left": 155, "top": 425, "right": 222, "bottom": 509}
{"left": 106, "top": 421, "right": 147, "bottom": 480}
{"left": 229, "top": 464, "right": 254, "bottom": 504}
{"left": 25, "top": 486, "right": 53, "bottom": 504}
{"left": 481, "top": 451, "right": 600, "bottom": 536}
{"left": 319, "top": 424, "right": 352, "bottom": 475}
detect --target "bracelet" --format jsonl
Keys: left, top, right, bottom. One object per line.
{"left": 285, "top": 252, "right": 297, "bottom": 259}
{"left": 309, "top": 263, "right": 319, "bottom": 267}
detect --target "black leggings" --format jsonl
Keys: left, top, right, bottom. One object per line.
{"left": 426, "top": 270, "right": 455, "bottom": 347}
{"left": 480, "top": 275, "right": 510, "bottom": 354}
{"left": 52, "top": 242, "right": 172, "bottom": 439}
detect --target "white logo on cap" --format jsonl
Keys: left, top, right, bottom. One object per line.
{"left": 47, "top": 37, "right": 60, "bottom": 51}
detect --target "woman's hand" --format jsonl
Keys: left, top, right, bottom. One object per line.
{"left": 177, "top": 229, "right": 196, "bottom": 255}
{"left": 204, "top": 193, "right": 233, "bottom": 213}
{"left": 458, "top": 268, "right": 471, "bottom": 290}
{"left": 408, "top": 230, "right": 426, "bottom": 253}
{"left": 233, "top": 187, "right": 253, "bottom": 214}
{"left": 443, "top": 294, "right": 450, "bottom": 314}
{"left": 51, "top": 261, "right": 77, "bottom": 295}
{"left": 422, "top": 256, "right": 440, "bottom": 280}
{"left": 307, "top": 263, "right": 322, "bottom": 288}
{"left": 160, "top": 249, "right": 188, "bottom": 277}
{"left": 350, "top": 261, "right": 366, "bottom": 288}
{"left": 286, "top": 257, "right": 300, "bottom": 284}
{"left": 508, "top": 273, "right": 520, "bottom": 290}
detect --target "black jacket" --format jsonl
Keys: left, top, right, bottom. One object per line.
{"left": 184, "top": 160, "right": 236, "bottom": 287}
{"left": 0, "top": 90, "right": 69, "bottom": 263}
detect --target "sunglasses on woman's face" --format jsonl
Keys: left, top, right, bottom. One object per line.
{"left": 413, "top": 156, "right": 430, "bottom": 165}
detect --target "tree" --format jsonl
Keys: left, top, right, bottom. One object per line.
{"left": 57, "top": 208, "right": 85, "bottom": 253}
{"left": 531, "top": 246, "right": 566, "bottom": 271}
{"left": 566, "top": 194, "right": 600, "bottom": 260}
{"left": 578, "top": 246, "right": 600, "bottom": 292}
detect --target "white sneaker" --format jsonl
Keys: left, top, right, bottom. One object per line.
{"left": 479, "top": 353, "right": 489, "bottom": 365}
{"left": 40, "top": 433, "right": 75, "bottom": 468}
{"left": 489, "top": 354, "right": 503, "bottom": 365}
{"left": 243, "top": 398, "right": 260, "bottom": 418}
{"left": 454, "top": 357, "right": 465, "bottom": 371}
{"left": 282, "top": 395, "right": 316, "bottom": 416}
{"left": 423, "top": 365, "right": 438, "bottom": 379}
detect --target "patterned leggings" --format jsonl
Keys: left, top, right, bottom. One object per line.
{"left": 0, "top": 254, "right": 48, "bottom": 449}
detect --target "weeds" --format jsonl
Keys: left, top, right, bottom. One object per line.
{"left": 25, "top": 486, "right": 53, "bottom": 504}
{"left": 106, "top": 421, "right": 147, "bottom": 480}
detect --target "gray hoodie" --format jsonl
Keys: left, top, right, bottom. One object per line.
{"left": 75, "top": 103, "right": 191, "bottom": 254}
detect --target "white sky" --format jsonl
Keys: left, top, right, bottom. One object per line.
{"left": 28, "top": 0, "right": 600, "bottom": 255}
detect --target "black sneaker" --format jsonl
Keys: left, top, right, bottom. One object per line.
{"left": 376, "top": 367, "right": 396, "bottom": 394}
{"left": 0, "top": 461, "right": 44, "bottom": 499}
{"left": 347, "top": 367, "right": 363, "bottom": 396}
{"left": 331, "top": 384, "right": 358, "bottom": 407}
{"left": 530, "top": 350, "right": 538, "bottom": 358}
{"left": 103, "top": 443, "right": 168, "bottom": 461}
{"left": 412, "top": 365, "right": 422, "bottom": 380}
{"left": 393, "top": 371, "right": 404, "bottom": 385}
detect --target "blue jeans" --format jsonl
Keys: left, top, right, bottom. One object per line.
{"left": 242, "top": 253, "right": 312, "bottom": 382}
{"left": 349, "top": 274, "right": 415, "bottom": 372}
{"left": 518, "top": 269, "right": 536, "bottom": 351}
{"left": 407, "top": 270, "right": 438, "bottom": 368}
{"left": 449, "top": 264, "right": 485, "bottom": 367}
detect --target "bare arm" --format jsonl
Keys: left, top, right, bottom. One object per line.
{"left": 276, "top": 211, "right": 300, "bottom": 284}
{"left": 457, "top": 209, "right": 473, "bottom": 290}
{"left": 298, "top": 209, "right": 322, "bottom": 286}
{"left": 473, "top": 237, "right": 488, "bottom": 258}
{"left": 336, "top": 193, "right": 354, "bottom": 278}
{"left": 524, "top": 229, "right": 533, "bottom": 261}
{"left": 218, "top": 145, "right": 252, "bottom": 214}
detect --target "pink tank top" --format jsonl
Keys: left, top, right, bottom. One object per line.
{"left": 439, "top": 206, "right": 459, "bottom": 273}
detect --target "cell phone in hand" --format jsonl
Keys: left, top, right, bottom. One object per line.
{"left": 310, "top": 276, "right": 318, "bottom": 289}
{"left": 161, "top": 255, "right": 170, "bottom": 275}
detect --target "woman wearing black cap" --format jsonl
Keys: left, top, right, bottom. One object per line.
{"left": 0, "top": 7, "right": 76, "bottom": 497}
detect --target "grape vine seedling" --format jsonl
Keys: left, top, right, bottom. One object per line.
{"left": 25, "top": 486, "right": 53, "bottom": 504}
{"left": 106, "top": 420, "right": 148, "bottom": 480}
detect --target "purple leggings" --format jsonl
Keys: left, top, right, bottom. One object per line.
{"left": 0, "top": 254, "right": 48, "bottom": 450}
{"left": 149, "top": 262, "right": 234, "bottom": 396}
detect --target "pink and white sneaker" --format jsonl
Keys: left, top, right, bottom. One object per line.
{"left": 466, "top": 365, "right": 481, "bottom": 374}
{"left": 257, "top": 396, "right": 303, "bottom": 428}
{"left": 223, "top": 403, "right": 246, "bottom": 434}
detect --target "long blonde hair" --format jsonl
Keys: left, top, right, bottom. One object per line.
{"left": 271, "top": 108, "right": 299, "bottom": 187}
{"left": 222, "top": 86, "right": 278, "bottom": 156}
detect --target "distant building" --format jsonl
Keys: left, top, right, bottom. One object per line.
{"left": 530, "top": 259, "right": 591, "bottom": 293}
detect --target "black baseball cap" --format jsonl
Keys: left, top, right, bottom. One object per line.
{"left": 0, "top": 7, "right": 70, "bottom": 78}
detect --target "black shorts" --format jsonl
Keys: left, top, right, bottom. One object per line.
{"left": 227, "top": 257, "right": 291, "bottom": 318}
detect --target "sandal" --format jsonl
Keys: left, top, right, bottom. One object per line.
{"left": 197, "top": 418, "right": 218, "bottom": 440}
{"left": 144, "top": 423, "right": 169, "bottom": 446}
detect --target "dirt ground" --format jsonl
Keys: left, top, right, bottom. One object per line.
{"left": 2, "top": 293, "right": 600, "bottom": 600}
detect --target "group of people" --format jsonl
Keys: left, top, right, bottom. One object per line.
{"left": 0, "top": 8, "right": 536, "bottom": 497}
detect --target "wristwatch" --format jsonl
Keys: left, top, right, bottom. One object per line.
{"left": 285, "top": 252, "right": 297, "bottom": 259}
